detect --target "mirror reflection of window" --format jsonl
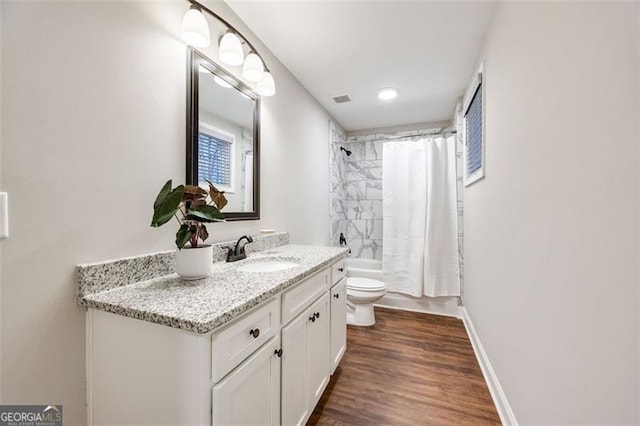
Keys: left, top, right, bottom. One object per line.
{"left": 198, "top": 66, "right": 254, "bottom": 212}
{"left": 198, "top": 124, "right": 234, "bottom": 192}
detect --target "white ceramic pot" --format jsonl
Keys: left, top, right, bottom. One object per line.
{"left": 176, "top": 244, "right": 213, "bottom": 280}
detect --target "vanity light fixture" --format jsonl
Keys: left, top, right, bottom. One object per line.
{"left": 377, "top": 87, "right": 399, "bottom": 100}
{"left": 181, "top": 5, "right": 210, "bottom": 48}
{"left": 181, "top": 0, "right": 276, "bottom": 96}
{"left": 242, "top": 52, "right": 265, "bottom": 82}
{"left": 256, "top": 71, "right": 275, "bottom": 97}
{"left": 218, "top": 31, "right": 244, "bottom": 66}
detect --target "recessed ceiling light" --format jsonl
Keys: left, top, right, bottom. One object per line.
{"left": 377, "top": 87, "right": 398, "bottom": 101}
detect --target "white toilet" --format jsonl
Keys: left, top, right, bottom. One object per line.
{"left": 346, "top": 277, "right": 387, "bottom": 326}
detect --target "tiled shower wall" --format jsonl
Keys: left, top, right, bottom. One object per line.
{"left": 329, "top": 123, "right": 464, "bottom": 283}
{"left": 329, "top": 121, "right": 348, "bottom": 247}
{"left": 342, "top": 138, "right": 384, "bottom": 259}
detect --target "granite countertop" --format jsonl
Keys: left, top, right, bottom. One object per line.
{"left": 81, "top": 244, "right": 349, "bottom": 334}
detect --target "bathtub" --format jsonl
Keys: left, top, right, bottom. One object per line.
{"left": 346, "top": 258, "right": 382, "bottom": 281}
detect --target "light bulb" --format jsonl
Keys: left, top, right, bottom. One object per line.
{"left": 181, "top": 7, "right": 210, "bottom": 48}
{"left": 256, "top": 71, "right": 276, "bottom": 97}
{"left": 218, "top": 32, "right": 244, "bottom": 66}
{"left": 242, "top": 52, "right": 265, "bottom": 82}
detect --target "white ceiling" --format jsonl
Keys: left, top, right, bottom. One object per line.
{"left": 227, "top": 1, "right": 497, "bottom": 132}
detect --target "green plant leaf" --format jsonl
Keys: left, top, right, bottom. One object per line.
{"left": 153, "top": 180, "right": 172, "bottom": 210}
{"left": 175, "top": 224, "right": 196, "bottom": 249}
{"left": 151, "top": 184, "right": 185, "bottom": 227}
{"left": 186, "top": 204, "right": 226, "bottom": 223}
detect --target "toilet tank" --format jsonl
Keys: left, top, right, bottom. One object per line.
{"left": 346, "top": 258, "right": 383, "bottom": 281}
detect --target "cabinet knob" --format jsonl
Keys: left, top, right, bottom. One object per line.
{"left": 333, "top": 293, "right": 340, "bottom": 299}
{"left": 249, "top": 328, "right": 260, "bottom": 338}
{"left": 315, "top": 312, "right": 320, "bottom": 319}
{"left": 274, "top": 348, "right": 283, "bottom": 358}
{"left": 309, "top": 315, "right": 316, "bottom": 323}
{"left": 338, "top": 267, "right": 344, "bottom": 272}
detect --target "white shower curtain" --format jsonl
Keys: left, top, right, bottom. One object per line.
{"left": 382, "top": 136, "right": 460, "bottom": 297}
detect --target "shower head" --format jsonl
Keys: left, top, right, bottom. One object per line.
{"left": 340, "top": 146, "right": 352, "bottom": 156}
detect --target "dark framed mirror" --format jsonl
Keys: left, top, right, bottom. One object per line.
{"left": 187, "top": 48, "right": 260, "bottom": 221}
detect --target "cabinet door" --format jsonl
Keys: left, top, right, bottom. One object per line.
{"left": 281, "top": 309, "right": 309, "bottom": 426}
{"left": 211, "top": 297, "right": 280, "bottom": 383}
{"left": 330, "top": 278, "right": 347, "bottom": 374}
{"left": 212, "top": 336, "right": 281, "bottom": 426}
{"left": 306, "top": 293, "right": 330, "bottom": 408}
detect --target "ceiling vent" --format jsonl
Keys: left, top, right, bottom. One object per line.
{"left": 331, "top": 94, "right": 351, "bottom": 104}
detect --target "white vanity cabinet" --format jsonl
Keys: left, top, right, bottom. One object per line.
{"left": 330, "top": 278, "right": 347, "bottom": 373}
{"left": 211, "top": 297, "right": 280, "bottom": 383}
{"left": 211, "top": 297, "right": 281, "bottom": 425}
{"left": 281, "top": 292, "right": 330, "bottom": 425}
{"left": 212, "top": 336, "right": 281, "bottom": 425}
{"left": 306, "top": 293, "right": 330, "bottom": 405}
{"left": 329, "top": 257, "right": 347, "bottom": 374}
{"left": 86, "top": 257, "right": 346, "bottom": 426}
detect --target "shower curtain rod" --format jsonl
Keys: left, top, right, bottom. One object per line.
{"left": 338, "top": 130, "right": 457, "bottom": 144}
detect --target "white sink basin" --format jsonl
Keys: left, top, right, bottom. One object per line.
{"left": 237, "top": 259, "right": 300, "bottom": 273}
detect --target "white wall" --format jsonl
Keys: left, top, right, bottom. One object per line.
{"left": 194, "top": 1, "right": 331, "bottom": 245}
{"left": 637, "top": 7, "right": 640, "bottom": 422}
{"left": 0, "top": 0, "right": 3, "bottom": 403}
{"left": 1, "top": 1, "right": 332, "bottom": 423}
{"left": 464, "top": 2, "right": 639, "bottom": 423}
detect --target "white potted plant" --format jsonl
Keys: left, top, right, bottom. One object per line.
{"left": 151, "top": 179, "right": 227, "bottom": 280}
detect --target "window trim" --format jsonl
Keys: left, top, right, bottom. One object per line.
{"left": 463, "top": 62, "right": 485, "bottom": 187}
{"left": 198, "top": 122, "right": 236, "bottom": 194}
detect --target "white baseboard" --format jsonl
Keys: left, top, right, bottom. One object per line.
{"left": 459, "top": 307, "right": 518, "bottom": 426}
{"left": 374, "top": 293, "right": 460, "bottom": 318}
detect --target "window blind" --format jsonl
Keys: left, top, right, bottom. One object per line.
{"left": 465, "top": 85, "right": 483, "bottom": 176}
{"left": 198, "top": 133, "right": 231, "bottom": 187}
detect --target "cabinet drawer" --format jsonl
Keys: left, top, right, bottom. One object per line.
{"left": 211, "top": 297, "right": 280, "bottom": 383}
{"left": 331, "top": 258, "right": 347, "bottom": 285}
{"left": 282, "top": 268, "right": 329, "bottom": 325}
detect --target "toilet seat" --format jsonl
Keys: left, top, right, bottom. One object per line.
{"left": 347, "top": 277, "right": 386, "bottom": 292}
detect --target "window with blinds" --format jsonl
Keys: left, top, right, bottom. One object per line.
{"left": 465, "top": 86, "right": 482, "bottom": 174}
{"left": 198, "top": 132, "right": 232, "bottom": 188}
{"left": 464, "top": 67, "right": 485, "bottom": 186}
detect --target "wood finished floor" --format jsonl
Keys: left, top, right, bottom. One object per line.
{"left": 308, "top": 307, "right": 500, "bottom": 425}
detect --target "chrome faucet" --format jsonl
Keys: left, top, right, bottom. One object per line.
{"left": 226, "top": 235, "right": 253, "bottom": 262}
